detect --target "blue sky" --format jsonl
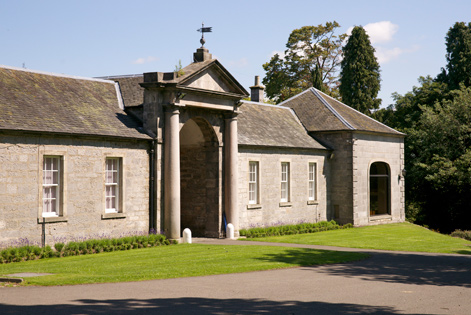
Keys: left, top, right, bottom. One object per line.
{"left": 1, "top": 0, "right": 470, "bottom": 107}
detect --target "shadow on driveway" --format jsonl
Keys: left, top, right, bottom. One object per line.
{"left": 0, "top": 297, "right": 421, "bottom": 314}
{"left": 257, "top": 249, "right": 471, "bottom": 288}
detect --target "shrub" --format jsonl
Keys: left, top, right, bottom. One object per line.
{"left": 240, "top": 220, "right": 353, "bottom": 238}
{"left": 54, "top": 242, "right": 65, "bottom": 253}
{"left": 451, "top": 230, "right": 471, "bottom": 241}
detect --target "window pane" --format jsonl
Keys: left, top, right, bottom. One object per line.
{"left": 105, "top": 158, "right": 120, "bottom": 212}
{"left": 43, "top": 157, "right": 60, "bottom": 216}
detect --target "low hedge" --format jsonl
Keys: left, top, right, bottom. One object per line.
{"left": 239, "top": 220, "right": 353, "bottom": 238}
{"left": 451, "top": 229, "right": 471, "bottom": 241}
{"left": 0, "top": 234, "right": 172, "bottom": 264}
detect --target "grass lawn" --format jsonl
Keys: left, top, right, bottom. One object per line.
{"left": 0, "top": 244, "right": 367, "bottom": 286}
{"left": 244, "top": 222, "right": 471, "bottom": 255}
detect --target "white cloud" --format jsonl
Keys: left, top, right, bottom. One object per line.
{"left": 132, "top": 56, "right": 158, "bottom": 65}
{"left": 375, "top": 47, "right": 403, "bottom": 64}
{"left": 364, "top": 21, "right": 399, "bottom": 44}
{"left": 375, "top": 45, "right": 419, "bottom": 64}
{"left": 347, "top": 21, "right": 399, "bottom": 44}
{"left": 228, "top": 58, "right": 248, "bottom": 68}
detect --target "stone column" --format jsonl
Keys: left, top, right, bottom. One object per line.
{"left": 164, "top": 105, "right": 181, "bottom": 240}
{"left": 225, "top": 112, "right": 239, "bottom": 236}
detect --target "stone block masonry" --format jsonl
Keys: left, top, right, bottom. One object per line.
{"left": 0, "top": 133, "right": 150, "bottom": 246}
{"left": 238, "top": 146, "right": 329, "bottom": 229}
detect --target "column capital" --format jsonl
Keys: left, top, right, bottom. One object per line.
{"left": 163, "top": 104, "right": 182, "bottom": 114}
{"left": 224, "top": 110, "right": 240, "bottom": 120}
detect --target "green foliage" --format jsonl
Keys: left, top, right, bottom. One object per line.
{"left": 382, "top": 76, "right": 449, "bottom": 131}
{"left": 239, "top": 220, "right": 351, "bottom": 238}
{"left": 0, "top": 234, "right": 171, "bottom": 264}
{"left": 451, "top": 230, "right": 471, "bottom": 241}
{"left": 339, "top": 26, "right": 381, "bottom": 115}
{"left": 262, "top": 21, "right": 346, "bottom": 103}
{"left": 438, "top": 22, "right": 471, "bottom": 90}
{"left": 405, "top": 85, "right": 471, "bottom": 232}
{"left": 174, "top": 59, "right": 185, "bottom": 77}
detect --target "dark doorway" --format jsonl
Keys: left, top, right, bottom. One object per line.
{"left": 180, "top": 118, "right": 220, "bottom": 237}
{"left": 370, "top": 162, "right": 390, "bottom": 216}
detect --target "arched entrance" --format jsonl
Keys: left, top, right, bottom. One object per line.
{"left": 180, "top": 118, "right": 220, "bottom": 237}
{"left": 369, "top": 162, "right": 390, "bottom": 216}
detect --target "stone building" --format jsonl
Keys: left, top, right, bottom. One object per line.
{"left": 0, "top": 46, "right": 405, "bottom": 245}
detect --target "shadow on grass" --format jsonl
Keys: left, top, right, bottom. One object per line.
{"left": 0, "top": 297, "right": 418, "bottom": 314}
{"left": 257, "top": 249, "right": 471, "bottom": 288}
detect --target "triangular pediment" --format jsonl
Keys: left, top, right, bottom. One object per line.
{"left": 177, "top": 60, "right": 248, "bottom": 97}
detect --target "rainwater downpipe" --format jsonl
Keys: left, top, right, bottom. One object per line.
{"left": 149, "top": 139, "right": 156, "bottom": 232}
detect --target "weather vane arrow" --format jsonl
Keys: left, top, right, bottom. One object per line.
{"left": 197, "top": 22, "right": 212, "bottom": 47}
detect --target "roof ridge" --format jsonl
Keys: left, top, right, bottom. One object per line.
{"left": 277, "top": 88, "right": 313, "bottom": 107}
{"left": 310, "top": 88, "right": 355, "bottom": 130}
{"left": 316, "top": 88, "right": 404, "bottom": 135}
{"left": 242, "top": 100, "right": 293, "bottom": 110}
{"left": 0, "top": 64, "right": 115, "bottom": 84}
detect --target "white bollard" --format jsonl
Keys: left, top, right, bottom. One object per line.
{"left": 226, "top": 223, "right": 235, "bottom": 239}
{"left": 182, "top": 228, "right": 192, "bottom": 244}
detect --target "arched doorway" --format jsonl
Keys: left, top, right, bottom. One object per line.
{"left": 369, "top": 162, "right": 390, "bottom": 216}
{"left": 180, "top": 118, "right": 220, "bottom": 237}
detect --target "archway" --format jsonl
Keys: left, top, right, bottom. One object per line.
{"left": 369, "top": 162, "right": 390, "bottom": 216}
{"left": 180, "top": 118, "right": 220, "bottom": 237}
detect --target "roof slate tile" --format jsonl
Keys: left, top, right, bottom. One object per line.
{"left": 0, "top": 66, "right": 150, "bottom": 139}
{"left": 238, "top": 101, "right": 327, "bottom": 150}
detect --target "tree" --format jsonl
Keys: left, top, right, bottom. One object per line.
{"left": 438, "top": 22, "right": 471, "bottom": 90}
{"left": 385, "top": 76, "right": 449, "bottom": 131}
{"left": 262, "top": 21, "right": 346, "bottom": 103}
{"left": 339, "top": 26, "right": 381, "bottom": 115}
{"left": 405, "top": 85, "right": 471, "bottom": 232}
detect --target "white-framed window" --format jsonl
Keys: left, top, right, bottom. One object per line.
{"left": 249, "top": 161, "right": 259, "bottom": 204}
{"left": 42, "top": 156, "right": 61, "bottom": 217}
{"left": 281, "top": 162, "right": 290, "bottom": 202}
{"left": 105, "top": 158, "right": 121, "bottom": 213}
{"left": 308, "top": 162, "right": 317, "bottom": 201}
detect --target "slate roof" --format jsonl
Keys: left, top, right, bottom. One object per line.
{"left": 280, "top": 88, "right": 404, "bottom": 136}
{"left": 0, "top": 66, "right": 150, "bottom": 139}
{"left": 238, "top": 101, "right": 327, "bottom": 150}
{"left": 102, "top": 75, "right": 144, "bottom": 108}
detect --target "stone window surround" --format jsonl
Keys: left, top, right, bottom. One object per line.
{"left": 37, "top": 150, "right": 67, "bottom": 224}
{"left": 368, "top": 160, "right": 392, "bottom": 219}
{"left": 248, "top": 160, "right": 260, "bottom": 207}
{"left": 280, "top": 160, "right": 291, "bottom": 205}
{"left": 102, "top": 154, "right": 126, "bottom": 220}
{"left": 307, "top": 161, "right": 318, "bottom": 204}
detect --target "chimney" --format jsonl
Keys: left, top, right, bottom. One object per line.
{"left": 250, "top": 76, "right": 265, "bottom": 103}
{"left": 193, "top": 47, "right": 212, "bottom": 62}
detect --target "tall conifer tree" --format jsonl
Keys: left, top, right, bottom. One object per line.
{"left": 340, "top": 26, "right": 381, "bottom": 114}
{"left": 441, "top": 22, "right": 471, "bottom": 90}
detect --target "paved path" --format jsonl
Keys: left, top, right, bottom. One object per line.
{"left": 1, "top": 239, "right": 470, "bottom": 314}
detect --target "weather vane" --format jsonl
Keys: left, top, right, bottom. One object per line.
{"left": 197, "top": 22, "right": 212, "bottom": 48}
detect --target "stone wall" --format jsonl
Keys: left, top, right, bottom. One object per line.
{"left": 352, "top": 133, "right": 405, "bottom": 226}
{"left": 0, "top": 133, "right": 150, "bottom": 247}
{"left": 313, "top": 132, "right": 353, "bottom": 224}
{"left": 238, "top": 146, "right": 329, "bottom": 229}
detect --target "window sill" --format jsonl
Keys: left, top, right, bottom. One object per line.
{"left": 247, "top": 204, "right": 262, "bottom": 210}
{"left": 307, "top": 200, "right": 318, "bottom": 205}
{"left": 279, "top": 202, "right": 292, "bottom": 207}
{"left": 37, "top": 216, "right": 68, "bottom": 224}
{"left": 369, "top": 214, "right": 392, "bottom": 221}
{"left": 102, "top": 213, "right": 126, "bottom": 220}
